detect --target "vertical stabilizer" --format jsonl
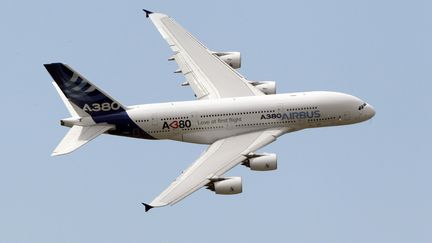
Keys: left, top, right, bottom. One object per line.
{"left": 52, "top": 81, "right": 88, "bottom": 117}
{"left": 44, "top": 63, "right": 126, "bottom": 118}
{"left": 45, "top": 62, "right": 154, "bottom": 156}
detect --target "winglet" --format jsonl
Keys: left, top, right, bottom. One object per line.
{"left": 141, "top": 203, "right": 154, "bottom": 212}
{"left": 142, "top": 9, "right": 153, "bottom": 18}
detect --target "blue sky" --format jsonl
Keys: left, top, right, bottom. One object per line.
{"left": 1, "top": 0, "right": 431, "bottom": 242}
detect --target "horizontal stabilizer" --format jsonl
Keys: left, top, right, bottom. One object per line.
{"left": 52, "top": 124, "right": 114, "bottom": 156}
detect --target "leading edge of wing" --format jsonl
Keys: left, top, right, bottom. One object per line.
{"left": 143, "top": 127, "right": 290, "bottom": 212}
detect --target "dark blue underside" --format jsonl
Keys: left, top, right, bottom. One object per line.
{"left": 93, "top": 112, "right": 155, "bottom": 139}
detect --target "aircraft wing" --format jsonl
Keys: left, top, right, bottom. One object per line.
{"left": 144, "top": 127, "right": 289, "bottom": 211}
{"left": 144, "top": 10, "right": 264, "bottom": 99}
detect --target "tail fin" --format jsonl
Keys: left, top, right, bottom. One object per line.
{"left": 44, "top": 63, "right": 126, "bottom": 118}
{"left": 45, "top": 63, "right": 125, "bottom": 156}
{"left": 46, "top": 63, "right": 155, "bottom": 156}
{"left": 51, "top": 81, "right": 88, "bottom": 117}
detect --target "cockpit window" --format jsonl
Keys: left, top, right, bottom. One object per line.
{"left": 358, "top": 103, "right": 367, "bottom": 110}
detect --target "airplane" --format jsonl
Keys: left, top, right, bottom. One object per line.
{"left": 44, "top": 9, "right": 375, "bottom": 212}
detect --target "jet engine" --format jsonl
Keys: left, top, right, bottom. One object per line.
{"left": 243, "top": 153, "right": 277, "bottom": 171}
{"left": 213, "top": 51, "right": 241, "bottom": 69}
{"left": 206, "top": 177, "right": 242, "bottom": 195}
{"left": 248, "top": 81, "right": 276, "bottom": 95}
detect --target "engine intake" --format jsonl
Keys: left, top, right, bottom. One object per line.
{"left": 206, "top": 177, "right": 242, "bottom": 195}
{"left": 213, "top": 51, "right": 241, "bottom": 69}
{"left": 248, "top": 81, "right": 276, "bottom": 95}
{"left": 243, "top": 153, "right": 277, "bottom": 171}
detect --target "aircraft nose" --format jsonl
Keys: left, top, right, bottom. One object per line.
{"left": 366, "top": 104, "right": 376, "bottom": 119}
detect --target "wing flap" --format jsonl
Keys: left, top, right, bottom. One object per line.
{"left": 174, "top": 52, "right": 210, "bottom": 98}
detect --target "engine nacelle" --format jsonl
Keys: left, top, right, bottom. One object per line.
{"left": 213, "top": 51, "right": 241, "bottom": 69}
{"left": 207, "top": 177, "right": 242, "bottom": 195}
{"left": 244, "top": 153, "right": 277, "bottom": 171}
{"left": 248, "top": 81, "right": 276, "bottom": 95}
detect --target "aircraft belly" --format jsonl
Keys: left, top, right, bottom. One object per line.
{"left": 181, "top": 131, "right": 221, "bottom": 144}
{"left": 181, "top": 128, "right": 262, "bottom": 144}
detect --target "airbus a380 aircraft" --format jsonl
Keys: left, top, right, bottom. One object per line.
{"left": 45, "top": 9, "right": 375, "bottom": 211}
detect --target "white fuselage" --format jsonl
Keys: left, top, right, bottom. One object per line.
{"left": 125, "top": 91, "right": 375, "bottom": 144}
